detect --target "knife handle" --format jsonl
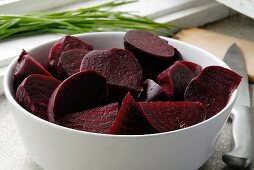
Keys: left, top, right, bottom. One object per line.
{"left": 222, "top": 106, "right": 254, "bottom": 169}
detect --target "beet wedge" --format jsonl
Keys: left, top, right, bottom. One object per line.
{"left": 14, "top": 50, "right": 53, "bottom": 88}
{"left": 80, "top": 48, "right": 143, "bottom": 102}
{"left": 184, "top": 66, "right": 242, "bottom": 118}
{"left": 16, "top": 74, "right": 61, "bottom": 120}
{"left": 48, "top": 71, "right": 108, "bottom": 122}
{"left": 109, "top": 93, "right": 157, "bottom": 135}
{"left": 156, "top": 61, "right": 196, "bottom": 100}
{"left": 58, "top": 103, "right": 118, "bottom": 134}
{"left": 139, "top": 101, "right": 206, "bottom": 132}
{"left": 138, "top": 79, "right": 169, "bottom": 102}
{"left": 57, "top": 49, "right": 90, "bottom": 80}
{"left": 48, "top": 35, "right": 93, "bottom": 75}
{"left": 124, "top": 30, "right": 182, "bottom": 77}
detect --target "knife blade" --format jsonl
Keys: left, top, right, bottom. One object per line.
{"left": 222, "top": 43, "right": 254, "bottom": 169}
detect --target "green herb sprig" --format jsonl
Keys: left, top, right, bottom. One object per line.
{"left": 0, "top": 0, "right": 178, "bottom": 40}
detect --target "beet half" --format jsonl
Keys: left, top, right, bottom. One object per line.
{"left": 16, "top": 74, "right": 61, "bottom": 120}
{"left": 184, "top": 66, "right": 241, "bottom": 118}
{"left": 80, "top": 48, "right": 143, "bottom": 102}
{"left": 124, "top": 30, "right": 182, "bottom": 78}
{"left": 139, "top": 101, "right": 206, "bottom": 132}
{"left": 57, "top": 49, "right": 90, "bottom": 80}
{"left": 48, "top": 35, "right": 93, "bottom": 75}
{"left": 48, "top": 71, "right": 108, "bottom": 122}
{"left": 58, "top": 103, "right": 118, "bottom": 134}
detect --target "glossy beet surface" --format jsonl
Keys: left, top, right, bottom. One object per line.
{"left": 15, "top": 74, "right": 61, "bottom": 120}
{"left": 48, "top": 71, "right": 108, "bottom": 122}
{"left": 58, "top": 103, "right": 118, "bottom": 134}
{"left": 185, "top": 66, "right": 242, "bottom": 118}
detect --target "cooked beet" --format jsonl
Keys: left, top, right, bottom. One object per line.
{"left": 156, "top": 61, "right": 195, "bottom": 100}
{"left": 184, "top": 66, "right": 241, "bottom": 118}
{"left": 124, "top": 30, "right": 182, "bottom": 77}
{"left": 58, "top": 103, "right": 118, "bottom": 134}
{"left": 57, "top": 49, "right": 90, "bottom": 80}
{"left": 80, "top": 48, "right": 143, "bottom": 102}
{"left": 48, "top": 35, "right": 93, "bottom": 75}
{"left": 138, "top": 79, "right": 169, "bottom": 102}
{"left": 14, "top": 50, "right": 53, "bottom": 88}
{"left": 48, "top": 71, "right": 108, "bottom": 122}
{"left": 139, "top": 101, "right": 206, "bottom": 132}
{"left": 181, "top": 61, "right": 203, "bottom": 76}
{"left": 109, "top": 93, "right": 157, "bottom": 135}
{"left": 15, "top": 74, "right": 61, "bottom": 120}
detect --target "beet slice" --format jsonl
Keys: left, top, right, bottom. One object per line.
{"left": 184, "top": 66, "right": 242, "bottom": 118}
{"left": 156, "top": 61, "right": 195, "bottom": 100}
{"left": 58, "top": 103, "right": 118, "bottom": 134}
{"left": 15, "top": 74, "right": 61, "bottom": 120}
{"left": 138, "top": 79, "right": 169, "bottom": 102}
{"left": 48, "top": 70, "right": 108, "bottom": 122}
{"left": 14, "top": 50, "right": 53, "bottom": 88}
{"left": 80, "top": 48, "right": 143, "bottom": 102}
{"left": 48, "top": 35, "right": 93, "bottom": 75}
{"left": 181, "top": 61, "right": 203, "bottom": 76}
{"left": 109, "top": 93, "right": 157, "bottom": 135}
{"left": 124, "top": 30, "right": 182, "bottom": 76}
{"left": 57, "top": 49, "right": 90, "bottom": 80}
{"left": 139, "top": 101, "right": 206, "bottom": 132}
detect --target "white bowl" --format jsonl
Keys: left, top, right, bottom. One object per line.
{"left": 4, "top": 32, "right": 236, "bottom": 170}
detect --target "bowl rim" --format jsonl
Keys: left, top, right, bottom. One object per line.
{"left": 3, "top": 31, "right": 237, "bottom": 138}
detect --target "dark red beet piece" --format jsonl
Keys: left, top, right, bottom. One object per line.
{"left": 48, "top": 71, "right": 108, "bottom": 122}
{"left": 15, "top": 74, "right": 61, "bottom": 120}
{"left": 124, "top": 30, "right": 182, "bottom": 77}
{"left": 184, "top": 66, "right": 241, "bottom": 118}
{"left": 139, "top": 101, "right": 206, "bottom": 132}
{"left": 57, "top": 49, "right": 90, "bottom": 80}
{"left": 80, "top": 48, "right": 143, "bottom": 102}
{"left": 181, "top": 61, "right": 203, "bottom": 76}
{"left": 156, "top": 61, "right": 195, "bottom": 100}
{"left": 138, "top": 79, "right": 169, "bottom": 102}
{"left": 48, "top": 35, "right": 93, "bottom": 75}
{"left": 58, "top": 103, "right": 118, "bottom": 134}
{"left": 109, "top": 93, "right": 157, "bottom": 135}
{"left": 14, "top": 50, "right": 53, "bottom": 87}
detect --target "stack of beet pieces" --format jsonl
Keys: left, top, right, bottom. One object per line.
{"left": 14, "top": 30, "right": 241, "bottom": 135}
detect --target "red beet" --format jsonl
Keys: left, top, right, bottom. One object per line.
{"left": 181, "top": 61, "right": 203, "bottom": 76}
{"left": 57, "top": 49, "right": 90, "bottom": 80}
{"left": 156, "top": 61, "right": 195, "bottom": 100}
{"left": 58, "top": 103, "right": 118, "bottom": 134}
{"left": 124, "top": 30, "right": 182, "bottom": 77}
{"left": 16, "top": 74, "right": 61, "bottom": 120}
{"left": 48, "top": 71, "right": 108, "bottom": 122}
{"left": 48, "top": 35, "right": 93, "bottom": 75}
{"left": 138, "top": 79, "right": 169, "bottom": 101}
{"left": 109, "top": 93, "right": 157, "bottom": 135}
{"left": 80, "top": 48, "right": 143, "bottom": 102}
{"left": 184, "top": 66, "right": 241, "bottom": 118}
{"left": 14, "top": 50, "right": 53, "bottom": 87}
{"left": 139, "top": 101, "right": 206, "bottom": 132}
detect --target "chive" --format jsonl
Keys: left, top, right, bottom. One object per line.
{"left": 0, "top": 0, "right": 179, "bottom": 40}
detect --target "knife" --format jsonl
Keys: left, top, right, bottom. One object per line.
{"left": 222, "top": 43, "right": 254, "bottom": 169}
